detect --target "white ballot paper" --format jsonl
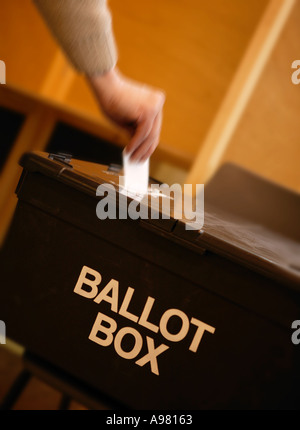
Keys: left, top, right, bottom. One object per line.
{"left": 121, "top": 151, "right": 149, "bottom": 197}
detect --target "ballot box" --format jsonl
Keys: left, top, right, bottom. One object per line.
{"left": 0, "top": 151, "right": 299, "bottom": 410}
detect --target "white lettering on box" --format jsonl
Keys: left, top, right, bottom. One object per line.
{"left": 75, "top": 265, "right": 216, "bottom": 375}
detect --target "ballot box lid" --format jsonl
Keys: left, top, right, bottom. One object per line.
{"left": 18, "top": 151, "right": 300, "bottom": 291}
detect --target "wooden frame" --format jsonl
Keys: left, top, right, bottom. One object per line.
{"left": 185, "top": 0, "right": 296, "bottom": 187}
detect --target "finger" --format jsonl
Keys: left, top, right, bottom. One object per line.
{"left": 130, "top": 112, "right": 162, "bottom": 162}
{"left": 138, "top": 137, "right": 159, "bottom": 162}
{"left": 124, "top": 113, "right": 154, "bottom": 156}
{"left": 137, "top": 135, "right": 160, "bottom": 163}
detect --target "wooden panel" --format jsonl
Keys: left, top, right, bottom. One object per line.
{"left": 0, "top": 87, "right": 57, "bottom": 208}
{"left": 186, "top": 0, "right": 296, "bottom": 186}
{"left": 0, "top": 0, "right": 58, "bottom": 93}
{"left": 221, "top": 0, "right": 300, "bottom": 192}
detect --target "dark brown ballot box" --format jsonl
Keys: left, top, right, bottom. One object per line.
{"left": 0, "top": 151, "right": 299, "bottom": 410}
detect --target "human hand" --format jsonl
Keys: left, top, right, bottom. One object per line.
{"left": 88, "top": 67, "right": 165, "bottom": 162}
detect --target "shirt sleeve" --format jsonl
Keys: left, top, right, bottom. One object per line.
{"left": 33, "top": 0, "right": 118, "bottom": 76}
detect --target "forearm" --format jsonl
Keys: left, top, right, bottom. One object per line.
{"left": 33, "top": 0, "right": 117, "bottom": 76}
{"left": 33, "top": 0, "right": 165, "bottom": 162}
